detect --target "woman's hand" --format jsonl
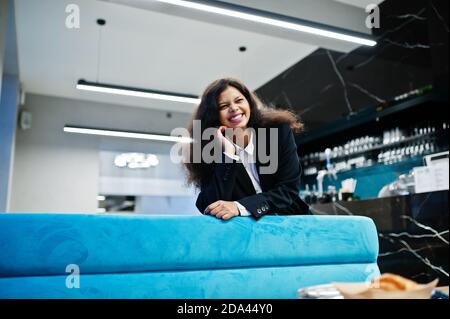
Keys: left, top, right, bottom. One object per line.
{"left": 205, "top": 200, "right": 240, "bottom": 220}
{"left": 217, "top": 126, "right": 236, "bottom": 156}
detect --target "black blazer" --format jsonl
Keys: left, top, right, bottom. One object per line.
{"left": 196, "top": 123, "right": 310, "bottom": 219}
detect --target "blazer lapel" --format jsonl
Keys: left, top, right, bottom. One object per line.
{"left": 235, "top": 163, "right": 256, "bottom": 195}
{"left": 254, "top": 127, "right": 269, "bottom": 192}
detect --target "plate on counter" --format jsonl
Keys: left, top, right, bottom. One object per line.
{"left": 297, "top": 284, "right": 343, "bottom": 299}
{"left": 297, "top": 283, "right": 448, "bottom": 299}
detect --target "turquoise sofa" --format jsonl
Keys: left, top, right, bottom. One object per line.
{"left": 0, "top": 213, "right": 379, "bottom": 298}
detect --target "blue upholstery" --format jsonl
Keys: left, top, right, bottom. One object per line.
{"left": 0, "top": 213, "right": 379, "bottom": 298}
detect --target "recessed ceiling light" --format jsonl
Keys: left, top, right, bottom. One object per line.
{"left": 156, "top": 0, "right": 377, "bottom": 47}
{"left": 76, "top": 79, "right": 201, "bottom": 105}
{"left": 64, "top": 125, "right": 192, "bottom": 143}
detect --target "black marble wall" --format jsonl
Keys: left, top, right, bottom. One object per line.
{"left": 256, "top": 0, "right": 449, "bottom": 132}
{"left": 312, "top": 191, "right": 449, "bottom": 286}
{"left": 255, "top": 0, "right": 449, "bottom": 288}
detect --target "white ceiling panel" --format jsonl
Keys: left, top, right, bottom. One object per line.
{"left": 14, "top": 0, "right": 319, "bottom": 113}
{"left": 333, "top": 0, "right": 385, "bottom": 9}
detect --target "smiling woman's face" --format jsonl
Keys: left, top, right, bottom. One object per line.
{"left": 217, "top": 86, "right": 251, "bottom": 129}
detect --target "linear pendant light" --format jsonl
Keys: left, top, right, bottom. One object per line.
{"left": 64, "top": 125, "right": 192, "bottom": 143}
{"left": 77, "top": 79, "right": 201, "bottom": 105}
{"left": 156, "top": 0, "right": 377, "bottom": 47}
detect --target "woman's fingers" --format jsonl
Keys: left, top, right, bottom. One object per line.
{"left": 212, "top": 207, "right": 230, "bottom": 218}
{"left": 205, "top": 200, "right": 222, "bottom": 214}
{"left": 218, "top": 126, "right": 227, "bottom": 134}
{"left": 216, "top": 210, "right": 237, "bottom": 220}
{"left": 217, "top": 127, "right": 227, "bottom": 140}
{"left": 209, "top": 206, "right": 222, "bottom": 216}
{"left": 209, "top": 203, "right": 227, "bottom": 216}
{"left": 214, "top": 208, "right": 228, "bottom": 218}
{"left": 206, "top": 201, "right": 238, "bottom": 220}
{"left": 217, "top": 127, "right": 235, "bottom": 155}
{"left": 217, "top": 213, "right": 226, "bottom": 219}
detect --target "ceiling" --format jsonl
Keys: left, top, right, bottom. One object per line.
{"left": 14, "top": 0, "right": 377, "bottom": 114}
{"left": 334, "top": 0, "right": 385, "bottom": 8}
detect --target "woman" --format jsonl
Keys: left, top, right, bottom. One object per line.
{"left": 184, "top": 78, "right": 310, "bottom": 220}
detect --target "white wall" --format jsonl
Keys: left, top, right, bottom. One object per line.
{"left": 135, "top": 196, "right": 198, "bottom": 215}
{"left": 10, "top": 93, "right": 191, "bottom": 213}
{"left": 98, "top": 151, "right": 196, "bottom": 197}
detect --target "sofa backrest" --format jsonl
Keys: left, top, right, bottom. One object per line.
{"left": 0, "top": 213, "right": 379, "bottom": 277}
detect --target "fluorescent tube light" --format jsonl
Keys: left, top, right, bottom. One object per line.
{"left": 156, "top": 0, "right": 377, "bottom": 47}
{"left": 64, "top": 126, "right": 192, "bottom": 143}
{"left": 76, "top": 80, "right": 201, "bottom": 105}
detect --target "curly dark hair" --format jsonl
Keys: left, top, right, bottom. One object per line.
{"left": 184, "top": 78, "right": 303, "bottom": 188}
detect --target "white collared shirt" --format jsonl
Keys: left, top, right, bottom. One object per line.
{"left": 223, "top": 131, "right": 262, "bottom": 217}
